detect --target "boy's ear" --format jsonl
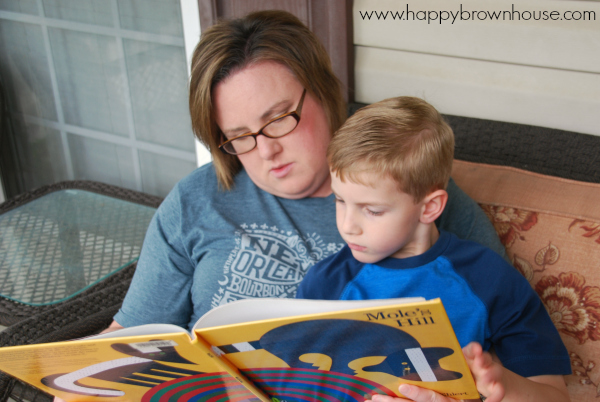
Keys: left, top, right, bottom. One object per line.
{"left": 420, "top": 189, "right": 448, "bottom": 224}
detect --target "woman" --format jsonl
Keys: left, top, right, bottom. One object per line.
{"left": 106, "top": 10, "right": 512, "bottom": 402}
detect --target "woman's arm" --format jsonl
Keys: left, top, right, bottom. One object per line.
{"left": 100, "top": 320, "right": 124, "bottom": 334}
{"left": 114, "top": 186, "right": 196, "bottom": 329}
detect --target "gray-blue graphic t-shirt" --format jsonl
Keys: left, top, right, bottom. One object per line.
{"left": 115, "top": 164, "right": 344, "bottom": 331}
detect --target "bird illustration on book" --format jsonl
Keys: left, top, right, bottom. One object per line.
{"left": 41, "top": 341, "right": 205, "bottom": 397}
{"left": 216, "top": 319, "right": 462, "bottom": 382}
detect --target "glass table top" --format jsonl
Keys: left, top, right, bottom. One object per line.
{"left": 0, "top": 190, "right": 156, "bottom": 305}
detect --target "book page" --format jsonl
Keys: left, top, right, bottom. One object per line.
{"left": 88, "top": 323, "right": 190, "bottom": 340}
{"left": 0, "top": 332, "right": 270, "bottom": 402}
{"left": 195, "top": 298, "right": 479, "bottom": 401}
{"left": 194, "top": 297, "right": 425, "bottom": 330}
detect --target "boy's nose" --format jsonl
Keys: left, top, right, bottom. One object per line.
{"left": 256, "top": 134, "right": 283, "bottom": 160}
{"left": 341, "top": 211, "right": 361, "bottom": 235}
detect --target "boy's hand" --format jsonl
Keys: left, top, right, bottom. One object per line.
{"left": 365, "top": 342, "right": 569, "bottom": 402}
{"left": 462, "top": 342, "right": 504, "bottom": 402}
{"left": 366, "top": 384, "right": 482, "bottom": 402}
{"left": 364, "top": 342, "right": 504, "bottom": 402}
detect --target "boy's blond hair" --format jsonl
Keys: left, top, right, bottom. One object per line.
{"left": 328, "top": 97, "right": 454, "bottom": 202}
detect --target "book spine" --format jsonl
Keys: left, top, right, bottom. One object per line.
{"left": 194, "top": 337, "right": 272, "bottom": 402}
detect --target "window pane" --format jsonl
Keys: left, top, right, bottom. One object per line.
{"left": 0, "top": 0, "right": 38, "bottom": 14}
{"left": 118, "top": 0, "right": 183, "bottom": 36}
{"left": 13, "top": 121, "right": 69, "bottom": 189}
{"left": 42, "top": 0, "right": 114, "bottom": 27}
{"left": 68, "top": 134, "right": 137, "bottom": 189}
{"left": 139, "top": 150, "right": 195, "bottom": 198}
{"left": 0, "top": 20, "right": 57, "bottom": 121}
{"left": 49, "top": 28, "right": 129, "bottom": 136}
{"left": 124, "top": 39, "right": 194, "bottom": 150}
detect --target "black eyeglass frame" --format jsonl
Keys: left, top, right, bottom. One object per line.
{"left": 218, "top": 88, "right": 307, "bottom": 155}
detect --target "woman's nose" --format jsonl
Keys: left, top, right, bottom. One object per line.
{"left": 255, "top": 134, "right": 283, "bottom": 160}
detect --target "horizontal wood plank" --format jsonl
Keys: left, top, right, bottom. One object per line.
{"left": 354, "top": 45, "right": 600, "bottom": 136}
{"left": 354, "top": 0, "right": 600, "bottom": 74}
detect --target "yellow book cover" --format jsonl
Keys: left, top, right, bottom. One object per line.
{"left": 0, "top": 298, "right": 479, "bottom": 401}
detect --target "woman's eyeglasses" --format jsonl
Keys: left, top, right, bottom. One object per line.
{"left": 219, "top": 89, "right": 307, "bottom": 155}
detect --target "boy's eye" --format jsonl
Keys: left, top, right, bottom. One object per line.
{"left": 367, "top": 209, "right": 383, "bottom": 216}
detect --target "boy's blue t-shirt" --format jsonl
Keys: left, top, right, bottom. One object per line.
{"left": 297, "top": 230, "right": 571, "bottom": 379}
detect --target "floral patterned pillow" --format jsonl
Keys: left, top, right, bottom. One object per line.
{"left": 453, "top": 160, "right": 600, "bottom": 402}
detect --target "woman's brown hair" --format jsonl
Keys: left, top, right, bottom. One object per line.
{"left": 189, "top": 10, "right": 346, "bottom": 190}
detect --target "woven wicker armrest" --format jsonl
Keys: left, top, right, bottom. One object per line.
{"left": 0, "top": 254, "right": 138, "bottom": 327}
{"left": 0, "top": 261, "right": 137, "bottom": 402}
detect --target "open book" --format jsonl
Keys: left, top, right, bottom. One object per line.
{"left": 0, "top": 298, "right": 479, "bottom": 401}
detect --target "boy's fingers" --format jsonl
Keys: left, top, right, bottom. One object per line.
{"left": 368, "top": 394, "right": 410, "bottom": 402}
{"left": 399, "top": 384, "right": 452, "bottom": 402}
{"left": 366, "top": 384, "right": 457, "bottom": 402}
{"left": 462, "top": 341, "right": 482, "bottom": 359}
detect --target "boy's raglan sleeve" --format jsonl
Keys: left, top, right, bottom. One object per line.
{"left": 489, "top": 274, "right": 572, "bottom": 377}
{"left": 297, "top": 247, "right": 357, "bottom": 300}
{"left": 471, "top": 252, "right": 572, "bottom": 377}
{"left": 296, "top": 258, "right": 329, "bottom": 299}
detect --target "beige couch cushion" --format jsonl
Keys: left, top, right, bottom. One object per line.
{"left": 453, "top": 159, "right": 600, "bottom": 402}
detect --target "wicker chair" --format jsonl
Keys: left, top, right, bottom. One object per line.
{"left": 0, "top": 181, "right": 162, "bottom": 402}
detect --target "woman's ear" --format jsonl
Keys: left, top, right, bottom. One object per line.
{"left": 420, "top": 189, "right": 448, "bottom": 224}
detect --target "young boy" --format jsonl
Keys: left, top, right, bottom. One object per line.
{"left": 297, "top": 97, "right": 571, "bottom": 402}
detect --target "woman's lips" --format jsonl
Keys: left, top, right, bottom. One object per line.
{"left": 270, "top": 163, "right": 293, "bottom": 178}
